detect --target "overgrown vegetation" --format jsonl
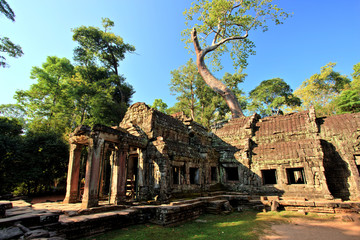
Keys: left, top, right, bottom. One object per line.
{"left": 83, "top": 210, "right": 335, "bottom": 240}
{"left": 0, "top": 18, "right": 135, "bottom": 196}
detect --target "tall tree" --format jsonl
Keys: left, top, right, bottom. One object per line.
{"left": 248, "top": 78, "right": 301, "bottom": 117}
{"left": 169, "top": 59, "right": 246, "bottom": 129}
{"left": 0, "top": 0, "right": 23, "bottom": 68}
{"left": 334, "top": 63, "right": 360, "bottom": 114}
{"left": 293, "top": 62, "right": 351, "bottom": 116}
{"left": 72, "top": 18, "right": 135, "bottom": 104}
{"left": 72, "top": 18, "right": 135, "bottom": 124}
{"left": 0, "top": 117, "right": 23, "bottom": 194}
{"left": 14, "top": 56, "right": 75, "bottom": 133}
{"left": 170, "top": 59, "right": 200, "bottom": 119}
{"left": 183, "top": 0, "right": 290, "bottom": 118}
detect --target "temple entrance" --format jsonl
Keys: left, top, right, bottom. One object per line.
{"left": 98, "top": 149, "right": 112, "bottom": 200}
{"left": 78, "top": 146, "right": 88, "bottom": 201}
{"left": 126, "top": 155, "right": 138, "bottom": 200}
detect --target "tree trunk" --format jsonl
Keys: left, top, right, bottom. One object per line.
{"left": 191, "top": 28, "right": 244, "bottom": 118}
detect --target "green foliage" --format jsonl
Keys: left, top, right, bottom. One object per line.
{"left": 169, "top": 59, "right": 246, "bottom": 129}
{"left": 183, "top": 0, "right": 290, "bottom": 70}
{"left": 0, "top": 0, "right": 15, "bottom": 21}
{"left": 293, "top": 62, "right": 351, "bottom": 116}
{"left": 0, "top": 117, "right": 23, "bottom": 194}
{"left": 169, "top": 58, "right": 200, "bottom": 119}
{"left": 248, "top": 78, "right": 301, "bottom": 117}
{"left": 0, "top": 0, "right": 23, "bottom": 68}
{"left": 2, "top": 18, "right": 135, "bottom": 135}
{"left": 0, "top": 117, "right": 69, "bottom": 195}
{"left": 151, "top": 99, "right": 168, "bottom": 113}
{"left": 14, "top": 56, "right": 75, "bottom": 133}
{"left": 335, "top": 89, "right": 360, "bottom": 114}
{"left": 334, "top": 62, "right": 360, "bottom": 114}
{"left": 72, "top": 17, "right": 135, "bottom": 75}
{"left": 17, "top": 130, "right": 69, "bottom": 195}
{"left": 71, "top": 18, "right": 135, "bottom": 126}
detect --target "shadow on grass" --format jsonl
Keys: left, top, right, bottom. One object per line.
{"left": 82, "top": 210, "right": 335, "bottom": 240}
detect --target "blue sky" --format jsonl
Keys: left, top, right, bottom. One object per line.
{"left": 1, "top": 0, "right": 360, "bottom": 111}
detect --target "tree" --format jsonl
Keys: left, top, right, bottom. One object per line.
{"left": 334, "top": 63, "right": 360, "bottom": 114}
{"left": 248, "top": 78, "right": 301, "bottom": 117}
{"left": 0, "top": 117, "right": 23, "bottom": 194}
{"left": 152, "top": 99, "right": 168, "bottom": 113}
{"left": 72, "top": 18, "right": 135, "bottom": 104}
{"left": 293, "top": 62, "right": 351, "bottom": 116}
{"left": 19, "top": 131, "right": 69, "bottom": 195}
{"left": 14, "top": 56, "right": 75, "bottom": 133}
{"left": 72, "top": 18, "right": 135, "bottom": 125}
{"left": 0, "top": 0, "right": 23, "bottom": 68}
{"left": 170, "top": 58, "right": 200, "bottom": 119}
{"left": 0, "top": 0, "right": 15, "bottom": 21}
{"left": 169, "top": 59, "right": 247, "bottom": 129}
{"left": 183, "top": 0, "right": 290, "bottom": 118}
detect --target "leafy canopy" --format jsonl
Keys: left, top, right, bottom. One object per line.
{"left": 334, "top": 62, "right": 360, "bottom": 114}
{"left": 294, "top": 62, "right": 351, "bottom": 116}
{"left": 72, "top": 18, "right": 135, "bottom": 74}
{"left": 151, "top": 99, "right": 168, "bottom": 113}
{"left": 248, "top": 78, "right": 301, "bottom": 116}
{"left": 169, "top": 59, "right": 247, "bottom": 128}
{"left": 0, "top": 0, "right": 23, "bottom": 68}
{"left": 183, "top": 0, "right": 290, "bottom": 70}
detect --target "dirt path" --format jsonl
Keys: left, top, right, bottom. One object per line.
{"left": 261, "top": 214, "right": 360, "bottom": 240}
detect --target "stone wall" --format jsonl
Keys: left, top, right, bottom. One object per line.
{"left": 119, "top": 103, "right": 219, "bottom": 201}
{"left": 319, "top": 112, "right": 360, "bottom": 200}
{"left": 212, "top": 108, "right": 360, "bottom": 200}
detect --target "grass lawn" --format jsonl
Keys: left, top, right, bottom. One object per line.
{"left": 83, "top": 210, "right": 334, "bottom": 240}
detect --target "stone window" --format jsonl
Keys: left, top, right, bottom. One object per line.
{"left": 190, "top": 167, "right": 200, "bottom": 184}
{"left": 261, "top": 169, "right": 277, "bottom": 184}
{"left": 287, "top": 168, "right": 306, "bottom": 184}
{"left": 172, "top": 166, "right": 184, "bottom": 185}
{"left": 211, "top": 167, "right": 217, "bottom": 182}
{"left": 225, "top": 167, "right": 239, "bottom": 181}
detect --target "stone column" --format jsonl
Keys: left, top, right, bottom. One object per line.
{"left": 64, "top": 144, "right": 82, "bottom": 204}
{"left": 98, "top": 143, "right": 109, "bottom": 199}
{"left": 137, "top": 148, "right": 147, "bottom": 200}
{"left": 109, "top": 145, "right": 128, "bottom": 204}
{"left": 81, "top": 137, "right": 105, "bottom": 209}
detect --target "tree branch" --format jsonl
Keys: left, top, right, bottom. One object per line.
{"left": 204, "top": 31, "right": 248, "bottom": 56}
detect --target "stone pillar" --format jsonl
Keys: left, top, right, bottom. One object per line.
{"left": 99, "top": 143, "right": 109, "bottom": 199}
{"left": 110, "top": 146, "right": 128, "bottom": 204}
{"left": 137, "top": 148, "right": 147, "bottom": 200}
{"left": 64, "top": 144, "right": 82, "bottom": 204}
{"left": 81, "top": 137, "right": 104, "bottom": 209}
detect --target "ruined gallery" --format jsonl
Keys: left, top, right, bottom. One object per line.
{"left": 64, "top": 102, "right": 360, "bottom": 208}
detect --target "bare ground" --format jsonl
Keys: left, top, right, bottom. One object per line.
{"left": 260, "top": 213, "right": 360, "bottom": 240}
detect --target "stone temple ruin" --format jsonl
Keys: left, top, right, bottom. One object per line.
{"left": 64, "top": 102, "right": 360, "bottom": 208}
{"left": 2, "top": 102, "right": 360, "bottom": 239}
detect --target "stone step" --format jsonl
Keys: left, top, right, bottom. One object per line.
{"left": 0, "top": 201, "right": 13, "bottom": 209}
{"left": 0, "top": 212, "right": 60, "bottom": 228}
{"left": 59, "top": 209, "right": 138, "bottom": 239}
{"left": 6, "top": 208, "right": 47, "bottom": 218}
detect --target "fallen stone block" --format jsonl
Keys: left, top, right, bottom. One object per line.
{"left": 24, "top": 229, "right": 50, "bottom": 239}
{"left": 0, "top": 226, "right": 23, "bottom": 240}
